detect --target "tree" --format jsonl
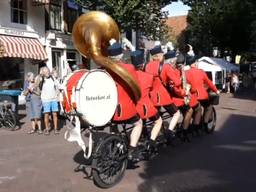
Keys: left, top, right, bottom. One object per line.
{"left": 181, "top": 0, "right": 256, "bottom": 56}
{"left": 74, "top": 0, "right": 176, "bottom": 40}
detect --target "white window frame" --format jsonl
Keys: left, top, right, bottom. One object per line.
{"left": 10, "top": 0, "right": 28, "bottom": 24}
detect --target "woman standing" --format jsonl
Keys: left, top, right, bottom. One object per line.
{"left": 23, "top": 72, "right": 42, "bottom": 134}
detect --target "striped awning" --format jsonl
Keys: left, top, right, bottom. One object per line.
{"left": 0, "top": 35, "right": 47, "bottom": 60}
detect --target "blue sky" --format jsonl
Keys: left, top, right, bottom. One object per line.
{"left": 162, "top": 1, "right": 191, "bottom": 16}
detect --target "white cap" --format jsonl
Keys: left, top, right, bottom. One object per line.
{"left": 109, "top": 38, "right": 117, "bottom": 45}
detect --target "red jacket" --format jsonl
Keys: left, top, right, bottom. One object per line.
{"left": 145, "top": 60, "right": 173, "bottom": 106}
{"left": 160, "top": 64, "right": 181, "bottom": 88}
{"left": 172, "top": 67, "right": 199, "bottom": 108}
{"left": 113, "top": 62, "right": 139, "bottom": 121}
{"left": 135, "top": 70, "right": 158, "bottom": 119}
{"left": 188, "top": 67, "right": 218, "bottom": 100}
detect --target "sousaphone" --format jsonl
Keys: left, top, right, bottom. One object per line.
{"left": 72, "top": 11, "right": 141, "bottom": 101}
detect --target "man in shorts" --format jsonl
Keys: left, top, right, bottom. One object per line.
{"left": 40, "top": 66, "right": 60, "bottom": 135}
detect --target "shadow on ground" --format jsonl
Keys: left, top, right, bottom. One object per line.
{"left": 138, "top": 114, "right": 256, "bottom": 192}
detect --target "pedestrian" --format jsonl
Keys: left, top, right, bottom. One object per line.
{"left": 23, "top": 72, "right": 43, "bottom": 134}
{"left": 226, "top": 72, "right": 231, "bottom": 93}
{"left": 40, "top": 66, "right": 60, "bottom": 135}
{"left": 231, "top": 72, "right": 239, "bottom": 93}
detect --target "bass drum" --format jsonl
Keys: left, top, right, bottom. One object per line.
{"left": 62, "top": 69, "right": 118, "bottom": 127}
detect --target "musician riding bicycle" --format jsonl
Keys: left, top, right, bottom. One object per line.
{"left": 107, "top": 41, "right": 143, "bottom": 161}
{"left": 144, "top": 45, "right": 181, "bottom": 142}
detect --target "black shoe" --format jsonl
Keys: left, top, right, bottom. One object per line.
{"left": 145, "top": 140, "right": 158, "bottom": 159}
{"left": 164, "top": 129, "right": 176, "bottom": 145}
{"left": 148, "top": 139, "right": 158, "bottom": 152}
{"left": 191, "top": 124, "right": 200, "bottom": 137}
{"left": 182, "top": 129, "right": 191, "bottom": 143}
{"left": 203, "top": 123, "right": 208, "bottom": 133}
{"left": 128, "top": 147, "right": 141, "bottom": 162}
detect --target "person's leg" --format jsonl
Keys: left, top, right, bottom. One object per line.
{"left": 53, "top": 112, "right": 59, "bottom": 133}
{"left": 182, "top": 107, "right": 193, "bottom": 142}
{"left": 28, "top": 119, "right": 36, "bottom": 134}
{"left": 35, "top": 119, "right": 42, "bottom": 134}
{"left": 150, "top": 116, "right": 163, "bottom": 141}
{"left": 50, "top": 101, "right": 59, "bottom": 134}
{"left": 192, "top": 104, "right": 202, "bottom": 135}
{"left": 193, "top": 104, "right": 202, "bottom": 125}
{"left": 164, "top": 104, "right": 181, "bottom": 132}
{"left": 128, "top": 118, "right": 143, "bottom": 161}
{"left": 169, "top": 110, "right": 180, "bottom": 131}
{"left": 130, "top": 119, "right": 143, "bottom": 147}
{"left": 183, "top": 107, "right": 193, "bottom": 130}
{"left": 145, "top": 115, "right": 162, "bottom": 153}
{"left": 44, "top": 113, "right": 50, "bottom": 130}
{"left": 42, "top": 101, "right": 51, "bottom": 134}
{"left": 227, "top": 82, "right": 230, "bottom": 93}
{"left": 27, "top": 101, "right": 36, "bottom": 134}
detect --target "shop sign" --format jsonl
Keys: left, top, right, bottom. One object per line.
{"left": 0, "top": 27, "right": 39, "bottom": 38}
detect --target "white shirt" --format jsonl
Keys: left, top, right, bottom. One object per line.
{"left": 41, "top": 77, "right": 58, "bottom": 102}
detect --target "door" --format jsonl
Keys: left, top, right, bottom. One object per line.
{"left": 52, "top": 49, "right": 62, "bottom": 77}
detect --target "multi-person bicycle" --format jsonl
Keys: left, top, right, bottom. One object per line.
{"left": 61, "top": 68, "right": 219, "bottom": 188}
{"left": 64, "top": 96, "right": 218, "bottom": 188}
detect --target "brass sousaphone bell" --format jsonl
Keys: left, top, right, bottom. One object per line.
{"left": 72, "top": 11, "right": 141, "bottom": 101}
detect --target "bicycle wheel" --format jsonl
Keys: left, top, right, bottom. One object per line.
{"left": 205, "top": 107, "right": 216, "bottom": 134}
{"left": 92, "top": 134, "right": 128, "bottom": 188}
{"left": 3, "top": 109, "right": 17, "bottom": 130}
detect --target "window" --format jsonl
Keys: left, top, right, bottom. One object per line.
{"left": 67, "top": 51, "right": 77, "bottom": 70}
{"left": 65, "top": 7, "right": 78, "bottom": 33}
{"left": 0, "top": 58, "right": 23, "bottom": 89}
{"left": 49, "top": 4, "right": 61, "bottom": 30}
{"left": 11, "top": 0, "right": 27, "bottom": 24}
{"left": 65, "top": 0, "right": 79, "bottom": 33}
{"left": 52, "top": 50, "right": 62, "bottom": 75}
{"left": 215, "top": 71, "right": 223, "bottom": 85}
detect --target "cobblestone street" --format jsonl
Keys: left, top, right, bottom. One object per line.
{"left": 0, "top": 92, "right": 256, "bottom": 192}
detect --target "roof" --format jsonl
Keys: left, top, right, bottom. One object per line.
{"left": 199, "top": 56, "right": 240, "bottom": 72}
{"left": 197, "top": 60, "right": 222, "bottom": 72}
{"left": 166, "top": 15, "right": 188, "bottom": 37}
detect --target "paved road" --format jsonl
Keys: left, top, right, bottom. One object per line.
{"left": 0, "top": 91, "right": 256, "bottom": 192}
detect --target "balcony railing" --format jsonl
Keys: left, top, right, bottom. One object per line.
{"left": 32, "top": 0, "right": 61, "bottom": 6}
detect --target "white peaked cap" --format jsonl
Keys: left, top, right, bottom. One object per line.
{"left": 166, "top": 42, "right": 174, "bottom": 51}
{"left": 109, "top": 38, "right": 117, "bottom": 45}
{"left": 122, "top": 37, "right": 135, "bottom": 51}
{"left": 162, "top": 45, "right": 168, "bottom": 54}
{"left": 154, "top": 41, "right": 161, "bottom": 46}
{"left": 187, "top": 44, "right": 195, "bottom": 57}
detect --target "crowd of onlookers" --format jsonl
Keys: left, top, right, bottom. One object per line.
{"left": 223, "top": 71, "right": 256, "bottom": 94}
{"left": 23, "top": 66, "right": 60, "bottom": 135}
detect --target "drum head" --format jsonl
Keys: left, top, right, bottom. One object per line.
{"left": 76, "top": 70, "right": 117, "bottom": 126}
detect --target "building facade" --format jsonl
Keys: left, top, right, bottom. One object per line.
{"left": 0, "top": 0, "right": 83, "bottom": 90}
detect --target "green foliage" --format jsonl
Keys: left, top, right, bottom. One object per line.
{"left": 74, "top": 0, "right": 175, "bottom": 40}
{"left": 181, "top": 0, "right": 256, "bottom": 55}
